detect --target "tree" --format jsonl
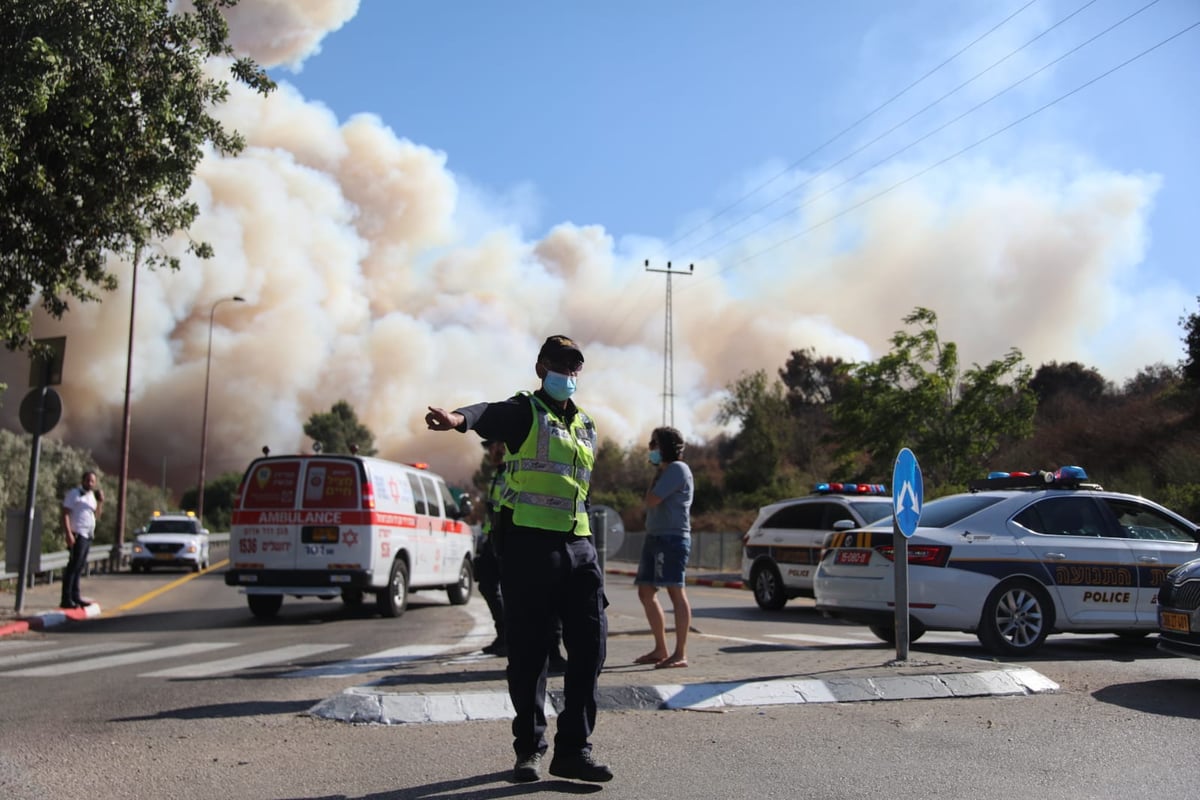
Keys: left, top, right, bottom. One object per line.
{"left": 1182, "top": 296, "right": 1200, "bottom": 389}
{"left": 1, "top": 0, "right": 274, "bottom": 352}
{"left": 717, "top": 370, "right": 793, "bottom": 499}
{"left": 303, "top": 400, "right": 378, "bottom": 456}
{"left": 1029, "top": 361, "right": 1110, "bottom": 405}
{"left": 778, "top": 347, "right": 848, "bottom": 477}
{"left": 832, "top": 307, "right": 1036, "bottom": 486}
{"left": 179, "top": 469, "right": 241, "bottom": 530}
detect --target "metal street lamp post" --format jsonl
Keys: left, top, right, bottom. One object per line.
{"left": 197, "top": 296, "right": 244, "bottom": 523}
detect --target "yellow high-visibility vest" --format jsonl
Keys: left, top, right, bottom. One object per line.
{"left": 500, "top": 392, "right": 596, "bottom": 534}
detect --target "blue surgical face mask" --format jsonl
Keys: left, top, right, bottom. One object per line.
{"left": 648, "top": 449, "right": 662, "bottom": 466}
{"left": 543, "top": 371, "right": 576, "bottom": 402}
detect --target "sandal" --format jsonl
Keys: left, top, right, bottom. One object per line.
{"left": 654, "top": 658, "right": 688, "bottom": 669}
{"left": 634, "top": 653, "right": 667, "bottom": 665}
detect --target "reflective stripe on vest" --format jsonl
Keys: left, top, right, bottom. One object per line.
{"left": 500, "top": 393, "right": 596, "bottom": 534}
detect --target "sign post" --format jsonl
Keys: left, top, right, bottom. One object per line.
{"left": 891, "top": 447, "right": 923, "bottom": 661}
{"left": 15, "top": 339, "right": 66, "bottom": 615}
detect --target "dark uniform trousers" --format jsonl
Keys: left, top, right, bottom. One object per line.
{"left": 60, "top": 535, "right": 91, "bottom": 606}
{"left": 474, "top": 535, "right": 504, "bottom": 636}
{"left": 495, "top": 526, "right": 608, "bottom": 758}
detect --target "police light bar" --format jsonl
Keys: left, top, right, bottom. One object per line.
{"left": 968, "top": 466, "right": 1091, "bottom": 491}
{"left": 815, "top": 482, "right": 888, "bottom": 495}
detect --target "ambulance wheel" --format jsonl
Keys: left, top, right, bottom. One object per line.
{"left": 750, "top": 561, "right": 787, "bottom": 610}
{"left": 869, "top": 620, "right": 926, "bottom": 645}
{"left": 976, "top": 579, "right": 1054, "bottom": 656}
{"left": 447, "top": 557, "right": 474, "bottom": 606}
{"left": 247, "top": 594, "right": 283, "bottom": 619}
{"left": 341, "top": 589, "right": 364, "bottom": 606}
{"left": 378, "top": 559, "right": 409, "bottom": 618}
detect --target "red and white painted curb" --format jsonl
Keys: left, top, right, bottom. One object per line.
{"left": 0, "top": 602, "right": 102, "bottom": 638}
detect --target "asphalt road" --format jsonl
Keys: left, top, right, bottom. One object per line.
{"left": 1, "top": 558, "right": 1197, "bottom": 799}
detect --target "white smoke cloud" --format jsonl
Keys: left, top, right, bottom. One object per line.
{"left": 0, "top": 2, "right": 1188, "bottom": 495}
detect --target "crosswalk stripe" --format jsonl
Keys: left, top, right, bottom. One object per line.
{"left": 5, "top": 642, "right": 237, "bottom": 677}
{"left": 0, "top": 641, "right": 148, "bottom": 669}
{"left": 291, "top": 602, "right": 496, "bottom": 678}
{"left": 141, "top": 643, "right": 351, "bottom": 678}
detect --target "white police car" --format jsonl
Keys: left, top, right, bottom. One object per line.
{"left": 130, "top": 511, "right": 210, "bottom": 573}
{"left": 814, "top": 467, "right": 1200, "bottom": 656}
{"left": 741, "top": 483, "right": 893, "bottom": 609}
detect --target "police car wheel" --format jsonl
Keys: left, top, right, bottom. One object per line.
{"left": 751, "top": 562, "right": 787, "bottom": 610}
{"left": 447, "top": 557, "right": 474, "bottom": 606}
{"left": 977, "top": 579, "right": 1054, "bottom": 656}
{"left": 378, "top": 559, "right": 410, "bottom": 618}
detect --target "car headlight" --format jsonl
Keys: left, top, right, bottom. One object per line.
{"left": 132, "top": 544, "right": 145, "bottom": 555}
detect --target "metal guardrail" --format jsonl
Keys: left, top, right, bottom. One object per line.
{"left": 0, "top": 533, "right": 230, "bottom": 586}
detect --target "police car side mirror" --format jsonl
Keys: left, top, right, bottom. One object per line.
{"left": 833, "top": 520, "right": 857, "bottom": 531}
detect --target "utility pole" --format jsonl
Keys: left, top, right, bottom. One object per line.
{"left": 644, "top": 260, "right": 693, "bottom": 426}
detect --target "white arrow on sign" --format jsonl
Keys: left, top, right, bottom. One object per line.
{"left": 894, "top": 480, "right": 921, "bottom": 518}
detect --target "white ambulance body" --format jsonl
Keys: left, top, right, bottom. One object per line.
{"left": 225, "top": 454, "right": 474, "bottom": 619}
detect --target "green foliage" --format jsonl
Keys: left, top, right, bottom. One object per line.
{"left": 303, "top": 400, "right": 378, "bottom": 456}
{"left": 832, "top": 307, "right": 1036, "bottom": 486}
{"left": 718, "top": 370, "right": 793, "bottom": 496}
{"left": 0, "top": 429, "right": 171, "bottom": 558}
{"left": 0, "top": 0, "right": 274, "bottom": 351}
{"left": 1182, "top": 296, "right": 1200, "bottom": 389}
{"left": 178, "top": 470, "right": 242, "bottom": 531}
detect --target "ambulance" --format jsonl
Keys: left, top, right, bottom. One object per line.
{"left": 225, "top": 453, "right": 475, "bottom": 619}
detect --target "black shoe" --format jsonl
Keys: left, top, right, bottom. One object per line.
{"left": 512, "top": 752, "right": 543, "bottom": 783}
{"left": 60, "top": 602, "right": 78, "bottom": 609}
{"left": 547, "top": 653, "right": 568, "bottom": 674}
{"left": 76, "top": 600, "right": 93, "bottom": 608}
{"left": 482, "top": 638, "right": 507, "bottom": 657}
{"left": 548, "top": 751, "right": 613, "bottom": 783}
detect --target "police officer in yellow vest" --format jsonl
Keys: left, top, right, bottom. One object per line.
{"left": 425, "top": 335, "right": 611, "bottom": 784}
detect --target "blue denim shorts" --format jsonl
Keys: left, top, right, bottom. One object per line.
{"left": 634, "top": 534, "right": 691, "bottom": 587}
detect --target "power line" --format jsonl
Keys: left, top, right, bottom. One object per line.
{"left": 664, "top": 0, "right": 1041, "bottom": 254}
{"left": 702, "top": 18, "right": 1200, "bottom": 281}
{"left": 681, "top": 0, "right": 1109, "bottom": 262}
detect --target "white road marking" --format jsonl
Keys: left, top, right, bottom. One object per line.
{"left": 142, "top": 643, "right": 350, "bottom": 678}
{"left": 0, "top": 641, "right": 148, "bottom": 669}
{"left": 5, "top": 642, "right": 237, "bottom": 676}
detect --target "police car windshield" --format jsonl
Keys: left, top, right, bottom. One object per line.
{"left": 850, "top": 502, "right": 893, "bottom": 525}
{"left": 861, "top": 494, "right": 1006, "bottom": 529}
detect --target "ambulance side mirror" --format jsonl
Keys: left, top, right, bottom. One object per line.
{"left": 452, "top": 496, "right": 474, "bottom": 521}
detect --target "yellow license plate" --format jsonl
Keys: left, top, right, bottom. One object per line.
{"left": 154, "top": 552, "right": 174, "bottom": 560}
{"left": 1161, "top": 611, "right": 1190, "bottom": 634}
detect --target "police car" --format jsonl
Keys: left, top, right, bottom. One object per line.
{"left": 130, "top": 511, "right": 210, "bottom": 573}
{"left": 814, "top": 467, "right": 1200, "bottom": 656}
{"left": 1157, "top": 558, "right": 1200, "bottom": 660}
{"left": 741, "top": 483, "right": 893, "bottom": 610}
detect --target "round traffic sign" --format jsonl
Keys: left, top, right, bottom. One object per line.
{"left": 892, "top": 447, "right": 924, "bottom": 538}
{"left": 19, "top": 387, "right": 63, "bottom": 435}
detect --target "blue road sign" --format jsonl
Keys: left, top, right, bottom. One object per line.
{"left": 892, "top": 448, "right": 923, "bottom": 538}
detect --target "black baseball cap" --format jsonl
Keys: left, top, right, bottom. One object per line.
{"left": 538, "top": 335, "right": 584, "bottom": 365}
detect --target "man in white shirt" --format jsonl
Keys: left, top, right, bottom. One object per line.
{"left": 61, "top": 470, "right": 103, "bottom": 608}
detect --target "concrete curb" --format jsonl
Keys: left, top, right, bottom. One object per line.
{"left": 0, "top": 603, "right": 102, "bottom": 637}
{"left": 308, "top": 666, "right": 1059, "bottom": 725}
